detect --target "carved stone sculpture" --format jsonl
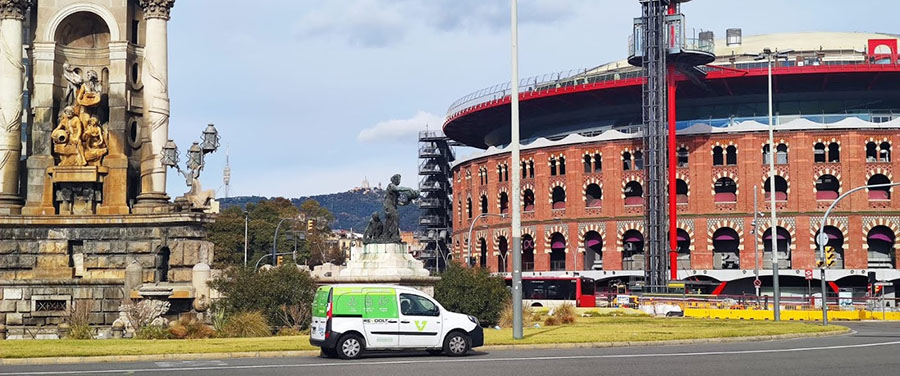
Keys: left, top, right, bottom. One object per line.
{"left": 51, "top": 66, "right": 107, "bottom": 167}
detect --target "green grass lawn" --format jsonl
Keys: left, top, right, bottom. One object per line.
{"left": 0, "top": 317, "right": 845, "bottom": 359}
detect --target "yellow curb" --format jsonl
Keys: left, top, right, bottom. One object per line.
{"left": 0, "top": 327, "right": 849, "bottom": 366}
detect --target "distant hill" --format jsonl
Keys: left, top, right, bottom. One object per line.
{"left": 220, "top": 188, "right": 422, "bottom": 231}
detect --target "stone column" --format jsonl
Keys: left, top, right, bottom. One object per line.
{"left": 0, "top": 0, "right": 29, "bottom": 214}
{"left": 134, "top": 0, "right": 175, "bottom": 212}
{"left": 96, "top": 42, "right": 131, "bottom": 215}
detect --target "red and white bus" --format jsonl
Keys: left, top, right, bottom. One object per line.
{"left": 505, "top": 276, "right": 596, "bottom": 308}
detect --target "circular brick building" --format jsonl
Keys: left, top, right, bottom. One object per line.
{"left": 443, "top": 32, "right": 900, "bottom": 296}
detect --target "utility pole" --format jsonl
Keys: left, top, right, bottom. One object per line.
{"left": 753, "top": 186, "right": 760, "bottom": 297}
{"left": 509, "top": 0, "right": 524, "bottom": 340}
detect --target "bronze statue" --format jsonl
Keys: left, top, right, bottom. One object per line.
{"left": 362, "top": 174, "right": 418, "bottom": 244}
{"left": 363, "top": 212, "right": 383, "bottom": 244}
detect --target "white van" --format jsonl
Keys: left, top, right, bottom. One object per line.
{"left": 310, "top": 285, "right": 483, "bottom": 359}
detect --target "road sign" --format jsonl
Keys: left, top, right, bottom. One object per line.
{"left": 753, "top": 279, "right": 762, "bottom": 288}
{"left": 804, "top": 269, "right": 814, "bottom": 280}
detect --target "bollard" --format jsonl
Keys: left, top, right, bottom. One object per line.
{"left": 112, "top": 321, "right": 124, "bottom": 339}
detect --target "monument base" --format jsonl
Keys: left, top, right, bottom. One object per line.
{"left": 314, "top": 243, "right": 438, "bottom": 295}
{"left": 340, "top": 243, "right": 430, "bottom": 278}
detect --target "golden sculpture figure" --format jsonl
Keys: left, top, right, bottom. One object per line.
{"left": 51, "top": 66, "right": 108, "bottom": 167}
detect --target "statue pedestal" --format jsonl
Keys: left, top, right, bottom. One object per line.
{"left": 340, "top": 243, "right": 430, "bottom": 278}
{"left": 316, "top": 243, "right": 438, "bottom": 296}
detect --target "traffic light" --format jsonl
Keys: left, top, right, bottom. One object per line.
{"left": 307, "top": 219, "right": 315, "bottom": 232}
{"left": 824, "top": 246, "right": 836, "bottom": 267}
{"left": 276, "top": 255, "right": 284, "bottom": 265}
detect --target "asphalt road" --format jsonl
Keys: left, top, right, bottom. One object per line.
{"left": 3, "top": 322, "right": 899, "bottom": 376}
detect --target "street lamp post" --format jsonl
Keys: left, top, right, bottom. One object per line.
{"left": 272, "top": 217, "right": 303, "bottom": 266}
{"left": 244, "top": 211, "right": 249, "bottom": 267}
{"left": 817, "top": 181, "right": 900, "bottom": 325}
{"left": 755, "top": 48, "right": 791, "bottom": 321}
{"left": 510, "top": 0, "right": 524, "bottom": 340}
{"left": 466, "top": 213, "right": 507, "bottom": 266}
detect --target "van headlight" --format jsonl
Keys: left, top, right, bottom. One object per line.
{"left": 467, "top": 315, "right": 478, "bottom": 324}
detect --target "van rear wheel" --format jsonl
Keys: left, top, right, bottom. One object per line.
{"left": 337, "top": 334, "right": 364, "bottom": 359}
{"left": 443, "top": 332, "right": 471, "bottom": 357}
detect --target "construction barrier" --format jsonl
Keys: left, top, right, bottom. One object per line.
{"left": 684, "top": 308, "right": 900, "bottom": 321}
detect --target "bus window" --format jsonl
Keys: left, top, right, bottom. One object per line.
{"left": 581, "top": 278, "right": 596, "bottom": 295}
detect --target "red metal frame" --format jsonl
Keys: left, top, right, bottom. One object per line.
{"left": 667, "top": 65, "right": 678, "bottom": 281}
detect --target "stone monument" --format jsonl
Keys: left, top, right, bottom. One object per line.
{"left": 0, "top": 1, "right": 215, "bottom": 338}
{"left": 318, "top": 174, "right": 437, "bottom": 294}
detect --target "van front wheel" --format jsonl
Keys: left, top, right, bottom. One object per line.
{"left": 443, "top": 332, "right": 471, "bottom": 357}
{"left": 337, "top": 334, "right": 364, "bottom": 360}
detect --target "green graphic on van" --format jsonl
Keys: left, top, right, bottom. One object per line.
{"left": 414, "top": 320, "right": 427, "bottom": 331}
{"left": 320, "top": 287, "right": 399, "bottom": 319}
{"left": 313, "top": 288, "right": 329, "bottom": 317}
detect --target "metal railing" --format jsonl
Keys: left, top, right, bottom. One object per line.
{"left": 550, "top": 260, "right": 567, "bottom": 271}
{"left": 445, "top": 56, "right": 893, "bottom": 122}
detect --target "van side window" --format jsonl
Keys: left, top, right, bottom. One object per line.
{"left": 399, "top": 293, "right": 439, "bottom": 317}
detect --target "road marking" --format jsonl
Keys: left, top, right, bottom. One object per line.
{"left": 154, "top": 360, "right": 227, "bottom": 368}
{"left": 5, "top": 340, "right": 900, "bottom": 375}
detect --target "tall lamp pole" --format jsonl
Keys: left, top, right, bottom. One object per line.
{"left": 755, "top": 48, "right": 790, "bottom": 321}
{"left": 509, "top": 0, "right": 524, "bottom": 340}
{"left": 244, "top": 211, "right": 249, "bottom": 267}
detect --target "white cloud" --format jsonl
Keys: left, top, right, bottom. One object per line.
{"left": 293, "top": 0, "right": 579, "bottom": 47}
{"left": 358, "top": 111, "right": 444, "bottom": 143}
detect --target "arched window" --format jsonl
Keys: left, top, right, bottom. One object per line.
{"left": 676, "top": 179, "right": 688, "bottom": 204}
{"left": 583, "top": 155, "right": 592, "bottom": 173}
{"left": 762, "top": 144, "right": 771, "bottom": 164}
{"left": 714, "top": 177, "right": 737, "bottom": 203}
{"left": 776, "top": 143, "right": 788, "bottom": 164}
{"left": 814, "top": 226, "right": 845, "bottom": 269}
{"left": 498, "top": 165, "right": 503, "bottom": 182}
{"left": 624, "top": 181, "right": 643, "bottom": 206}
{"left": 711, "top": 228, "right": 740, "bottom": 269}
{"left": 521, "top": 161, "right": 528, "bottom": 178}
{"left": 880, "top": 141, "right": 891, "bottom": 162}
{"left": 868, "top": 174, "right": 891, "bottom": 200}
{"left": 551, "top": 186, "right": 566, "bottom": 209}
{"left": 523, "top": 189, "right": 535, "bottom": 212}
{"left": 633, "top": 151, "right": 644, "bottom": 170}
{"left": 866, "top": 142, "right": 878, "bottom": 162}
{"left": 585, "top": 184, "right": 602, "bottom": 208}
{"left": 499, "top": 192, "right": 509, "bottom": 214}
{"left": 815, "top": 174, "right": 840, "bottom": 201}
{"left": 593, "top": 153, "right": 602, "bottom": 172}
{"left": 677, "top": 146, "right": 689, "bottom": 167}
{"left": 480, "top": 195, "right": 488, "bottom": 214}
{"left": 622, "top": 151, "right": 632, "bottom": 170}
{"left": 726, "top": 145, "right": 738, "bottom": 165}
{"left": 528, "top": 161, "right": 535, "bottom": 178}
{"left": 762, "top": 226, "right": 792, "bottom": 269}
{"left": 549, "top": 233, "right": 566, "bottom": 271}
{"left": 814, "top": 142, "right": 826, "bottom": 163}
{"left": 559, "top": 156, "right": 566, "bottom": 175}
{"left": 584, "top": 231, "right": 603, "bottom": 270}
{"left": 764, "top": 175, "right": 789, "bottom": 202}
{"left": 522, "top": 235, "right": 535, "bottom": 271}
{"left": 712, "top": 146, "right": 724, "bottom": 166}
{"left": 497, "top": 236, "right": 508, "bottom": 273}
{"left": 466, "top": 197, "right": 472, "bottom": 219}
{"left": 828, "top": 142, "right": 840, "bottom": 162}
{"left": 622, "top": 230, "right": 644, "bottom": 271}
{"left": 479, "top": 238, "right": 487, "bottom": 268}
{"left": 549, "top": 158, "right": 558, "bottom": 176}
{"left": 866, "top": 226, "right": 896, "bottom": 268}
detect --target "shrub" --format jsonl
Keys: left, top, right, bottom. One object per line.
{"left": 64, "top": 300, "right": 94, "bottom": 339}
{"left": 276, "top": 327, "right": 303, "bottom": 336}
{"left": 543, "top": 316, "right": 559, "bottom": 326}
{"left": 168, "top": 317, "right": 217, "bottom": 339}
{"left": 434, "top": 262, "right": 510, "bottom": 326}
{"left": 221, "top": 311, "right": 272, "bottom": 338}
{"left": 119, "top": 299, "right": 170, "bottom": 335}
{"left": 553, "top": 302, "right": 576, "bottom": 324}
{"left": 498, "top": 300, "right": 533, "bottom": 328}
{"left": 209, "top": 265, "right": 317, "bottom": 330}
{"left": 136, "top": 326, "right": 171, "bottom": 339}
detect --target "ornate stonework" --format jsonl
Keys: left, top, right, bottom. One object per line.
{"left": 0, "top": 0, "right": 30, "bottom": 21}
{"left": 139, "top": 0, "right": 175, "bottom": 20}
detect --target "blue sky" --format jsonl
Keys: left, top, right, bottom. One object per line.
{"left": 165, "top": 0, "right": 900, "bottom": 198}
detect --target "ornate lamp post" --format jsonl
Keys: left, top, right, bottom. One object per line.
{"left": 161, "top": 124, "right": 220, "bottom": 210}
